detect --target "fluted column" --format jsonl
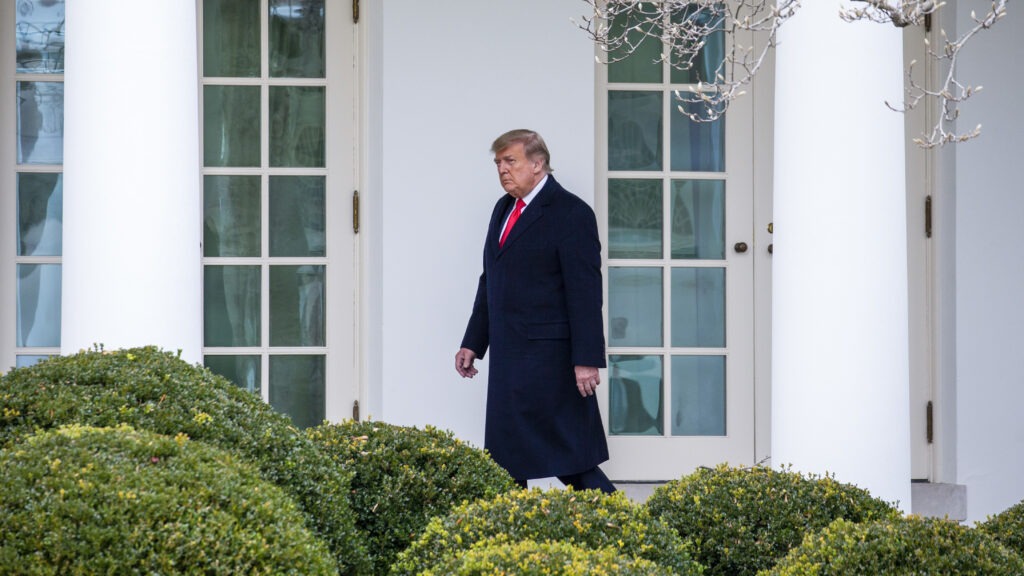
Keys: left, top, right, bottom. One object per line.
{"left": 62, "top": 2, "right": 202, "bottom": 361}
{"left": 772, "top": 1, "right": 911, "bottom": 509}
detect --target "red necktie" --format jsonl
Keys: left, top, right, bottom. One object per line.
{"left": 499, "top": 198, "right": 526, "bottom": 248}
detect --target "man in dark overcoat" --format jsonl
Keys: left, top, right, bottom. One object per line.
{"left": 455, "top": 129, "right": 615, "bottom": 493}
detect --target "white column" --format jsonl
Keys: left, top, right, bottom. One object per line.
{"left": 62, "top": 2, "right": 202, "bottom": 361}
{"left": 772, "top": 1, "right": 911, "bottom": 509}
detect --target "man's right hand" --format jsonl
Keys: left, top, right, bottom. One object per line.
{"left": 455, "top": 348, "right": 478, "bottom": 378}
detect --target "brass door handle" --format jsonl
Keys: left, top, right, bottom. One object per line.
{"left": 734, "top": 242, "right": 748, "bottom": 253}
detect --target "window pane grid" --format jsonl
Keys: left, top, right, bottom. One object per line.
{"left": 14, "top": 2, "right": 65, "bottom": 362}
{"left": 200, "top": 0, "right": 328, "bottom": 429}
{"left": 606, "top": 6, "right": 727, "bottom": 90}
{"left": 606, "top": 15, "right": 728, "bottom": 439}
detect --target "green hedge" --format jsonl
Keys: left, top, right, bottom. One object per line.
{"left": 0, "top": 425, "right": 337, "bottom": 575}
{"left": 0, "top": 347, "right": 369, "bottom": 575}
{"left": 646, "top": 464, "right": 899, "bottom": 576}
{"left": 979, "top": 499, "right": 1024, "bottom": 560}
{"left": 306, "top": 420, "right": 518, "bottom": 574}
{"left": 425, "top": 539, "right": 676, "bottom": 575}
{"left": 765, "top": 516, "right": 1024, "bottom": 575}
{"left": 391, "top": 488, "right": 704, "bottom": 575}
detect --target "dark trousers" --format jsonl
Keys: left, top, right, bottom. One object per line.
{"left": 513, "top": 466, "right": 617, "bottom": 494}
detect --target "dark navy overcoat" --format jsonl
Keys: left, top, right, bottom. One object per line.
{"left": 461, "top": 175, "right": 609, "bottom": 480}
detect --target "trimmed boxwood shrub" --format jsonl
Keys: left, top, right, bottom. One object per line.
{"left": 306, "top": 420, "right": 518, "bottom": 574}
{"left": 425, "top": 539, "right": 676, "bottom": 575}
{"left": 764, "top": 516, "right": 1024, "bottom": 575}
{"left": 0, "top": 425, "right": 337, "bottom": 575}
{"left": 0, "top": 347, "right": 369, "bottom": 575}
{"left": 979, "top": 499, "right": 1024, "bottom": 559}
{"left": 646, "top": 464, "right": 900, "bottom": 576}
{"left": 391, "top": 488, "right": 704, "bottom": 575}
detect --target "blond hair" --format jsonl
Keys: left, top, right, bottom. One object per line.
{"left": 491, "top": 129, "right": 553, "bottom": 173}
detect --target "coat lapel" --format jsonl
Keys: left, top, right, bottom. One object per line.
{"left": 486, "top": 195, "right": 515, "bottom": 259}
{"left": 496, "top": 176, "right": 558, "bottom": 256}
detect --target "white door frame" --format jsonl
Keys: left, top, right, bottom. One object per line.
{"left": 594, "top": 23, "right": 767, "bottom": 481}
{"left": 197, "top": 0, "right": 360, "bottom": 423}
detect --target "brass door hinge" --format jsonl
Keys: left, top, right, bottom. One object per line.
{"left": 925, "top": 195, "right": 932, "bottom": 238}
{"left": 353, "top": 190, "right": 360, "bottom": 234}
{"left": 353, "top": 400, "right": 360, "bottom": 421}
{"left": 926, "top": 401, "right": 934, "bottom": 444}
{"left": 353, "top": 0, "right": 360, "bottom": 23}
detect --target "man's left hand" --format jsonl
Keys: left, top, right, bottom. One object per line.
{"left": 574, "top": 366, "right": 601, "bottom": 397}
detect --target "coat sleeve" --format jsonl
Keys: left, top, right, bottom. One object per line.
{"left": 558, "top": 202, "right": 607, "bottom": 368}
{"left": 462, "top": 198, "right": 505, "bottom": 359}
{"left": 460, "top": 267, "right": 489, "bottom": 359}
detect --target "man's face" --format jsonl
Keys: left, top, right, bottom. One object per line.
{"left": 494, "top": 143, "right": 543, "bottom": 199}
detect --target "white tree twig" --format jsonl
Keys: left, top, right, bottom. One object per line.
{"left": 842, "top": 0, "right": 1007, "bottom": 148}
{"left": 576, "top": 0, "right": 1007, "bottom": 147}
{"left": 573, "top": 0, "right": 799, "bottom": 122}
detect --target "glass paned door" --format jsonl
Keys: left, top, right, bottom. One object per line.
{"left": 598, "top": 7, "right": 755, "bottom": 480}
{"left": 200, "top": 0, "right": 357, "bottom": 428}
{"left": 3, "top": 0, "right": 66, "bottom": 370}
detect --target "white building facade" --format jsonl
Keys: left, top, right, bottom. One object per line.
{"left": 1, "top": 0, "right": 1021, "bottom": 524}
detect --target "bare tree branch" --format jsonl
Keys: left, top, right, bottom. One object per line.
{"left": 576, "top": 0, "right": 1007, "bottom": 148}
{"left": 842, "top": 0, "right": 1007, "bottom": 148}
{"left": 573, "top": 0, "right": 799, "bottom": 122}
{"left": 838, "top": 0, "right": 941, "bottom": 27}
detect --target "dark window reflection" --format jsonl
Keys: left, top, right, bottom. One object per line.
{"left": 16, "top": 0, "right": 65, "bottom": 73}
{"left": 270, "top": 355, "right": 325, "bottom": 429}
{"left": 18, "top": 173, "right": 62, "bottom": 256}
{"left": 270, "top": 0, "right": 325, "bottom": 78}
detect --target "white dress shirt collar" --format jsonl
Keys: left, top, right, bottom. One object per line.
{"left": 519, "top": 174, "right": 548, "bottom": 209}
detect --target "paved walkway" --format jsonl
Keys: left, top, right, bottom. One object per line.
{"left": 527, "top": 477, "right": 662, "bottom": 503}
{"left": 528, "top": 478, "right": 966, "bottom": 520}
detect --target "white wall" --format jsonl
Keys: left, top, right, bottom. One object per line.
{"left": 954, "top": 0, "right": 1024, "bottom": 523}
{"left": 375, "top": 1, "right": 596, "bottom": 446}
